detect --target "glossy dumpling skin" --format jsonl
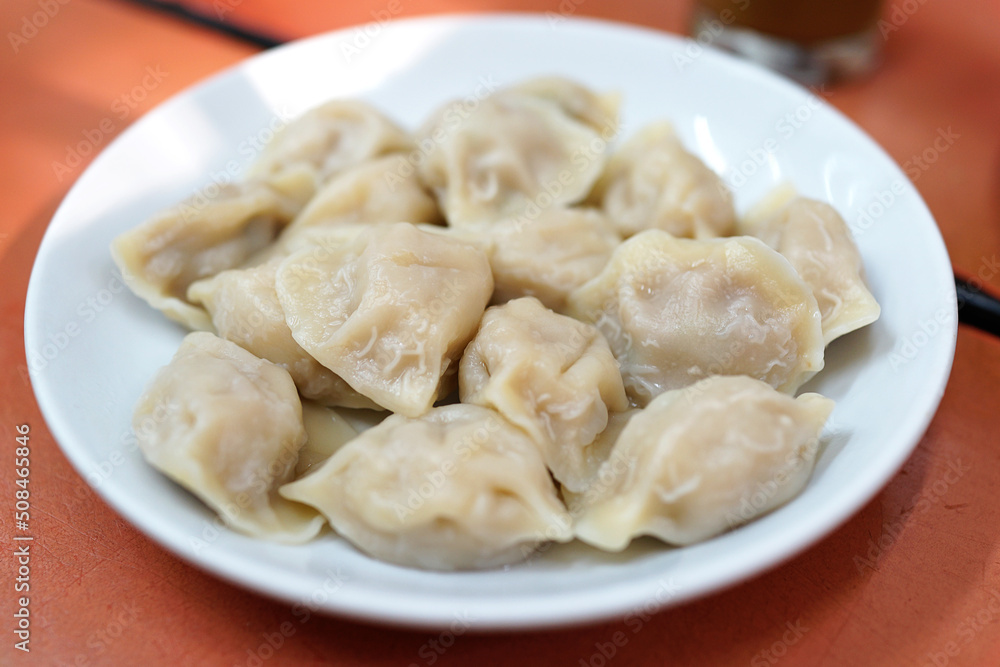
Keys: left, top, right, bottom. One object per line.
{"left": 567, "top": 375, "right": 834, "bottom": 550}
{"left": 274, "top": 222, "right": 493, "bottom": 417}
{"left": 133, "top": 332, "right": 324, "bottom": 543}
{"left": 283, "top": 154, "right": 442, "bottom": 234}
{"left": 589, "top": 122, "right": 735, "bottom": 239}
{"left": 250, "top": 156, "right": 442, "bottom": 265}
{"left": 187, "top": 260, "right": 380, "bottom": 409}
{"left": 576, "top": 408, "right": 640, "bottom": 489}
{"left": 111, "top": 182, "right": 298, "bottom": 330}
{"left": 417, "top": 77, "right": 619, "bottom": 226}
{"left": 247, "top": 100, "right": 413, "bottom": 208}
{"left": 741, "top": 193, "right": 880, "bottom": 345}
{"left": 280, "top": 404, "right": 573, "bottom": 570}
{"left": 294, "top": 402, "right": 359, "bottom": 479}
{"left": 460, "top": 297, "right": 629, "bottom": 492}
{"left": 483, "top": 207, "right": 621, "bottom": 311}
{"left": 566, "top": 230, "right": 824, "bottom": 406}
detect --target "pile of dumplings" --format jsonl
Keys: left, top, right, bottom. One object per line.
{"left": 113, "top": 77, "right": 880, "bottom": 570}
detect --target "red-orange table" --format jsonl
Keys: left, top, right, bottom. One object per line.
{"left": 3, "top": 1, "right": 1000, "bottom": 665}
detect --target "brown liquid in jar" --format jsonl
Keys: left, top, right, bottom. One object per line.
{"left": 698, "top": 0, "right": 883, "bottom": 44}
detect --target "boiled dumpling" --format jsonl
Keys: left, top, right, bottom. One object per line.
{"left": 246, "top": 224, "right": 373, "bottom": 268}
{"left": 508, "top": 77, "right": 621, "bottom": 130}
{"left": 566, "top": 230, "right": 824, "bottom": 406}
{"left": 294, "top": 402, "right": 359, "bottom": 479}
{"left": 413, "top": 223, "right": 497, "bottom": 259}
{"left": 460, "top": 297, "right": 629, "bottom": 492}
{"left": 589, "top": 122, "right": 735, "bottom": 239}
{"left": 187, "top": 260, "right": 380, "bottom": 409}
{"left": 133, "top": 332, "right": 324, "bottom": 543}
{"left": 112, "top": 182, "right": 298, "bottom": 330}
{"left": 741, "top": 192, "right": 880, "bottom": 345}
{"left": 283, "top": 154, "right": 442, "bottom": 233}
{"left": 576, "top": 408, "right": 640, "bottom": 489}
{"left": 250, "top": 156, "right": 441, "bottom": 264}
{"left": 482, "top": 207, "right": 620, "bottom": 311}
{"left": 274, "top": 222, "right": 493, "bottom": 416}
{"left": 417, "top": 77, "right": 619, "bottom": 225}
{"left": 567, "top": 375, "right": 834, "bottom": 550}
{"left": 280, "top": 404, "right": 573, "bottom": 570}
{"left": 247, "top": 100, "right": 413, "bottom": 207}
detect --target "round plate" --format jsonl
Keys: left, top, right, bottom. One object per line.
{"left": 24, "top": 14, "right": 957, "bottom": 630}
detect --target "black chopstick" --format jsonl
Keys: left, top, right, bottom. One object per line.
{"left": 956, "top": 275, "right": 1000, "bottom": 338}
{"left": 114, "top": 0, "right": 286, "bottom": 50}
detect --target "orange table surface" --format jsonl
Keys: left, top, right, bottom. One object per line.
{"left": 2, "top": 0, "right": 1000, "bottom": 665}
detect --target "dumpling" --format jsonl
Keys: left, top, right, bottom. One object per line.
{"left": 460, "top": 297, "right": 629, "bottom": 492}
{"left": 294, "top": 402, "right": 359, "bottom": 479}
{"left": 588, "top": 122, "right": 735, "bottom": 239}
{"left": 133, "top": 332, "right": 324, "bottom": 543}
{"left": 249, "top": 155, "right": 443, "bottom": 266}
{"left": 567, "top": 375, "right": 834, "bottom": 550}
{"left": 245, "top": 224, "right": 373, "bottom": 268}
{"left": 187, "top": 260, "right": 380, "bottom": 409}
{"left": 280, "top": 404, "right": 573, "bottom": 570}
{"left": 483, "top": 207, "right": 620, "bottom": 311}
{"left": 274, "top": 222, "right": 493, "bottom": 417}
{"left": 247, "top": 100, "right": 413, "bottom": 207}
{"left": 566, "top": 230, "right": 824, "bottom": 406}
{"left": 575, "top": 408, "right": 641, "bottom": 489}
{"left": 283, "top": 155, "right": 442, "bottom": 233}
{"left": 413, "top": 223, "right": 497, "bottom": 259}
{"left": 111, "top": 182, "right": 298, "bottom": 330}
{"left": 417, "top": 77, "right": 619, "bottom": 226}
{"left": 741, "top": 192, "right": 880, "bottom": 345}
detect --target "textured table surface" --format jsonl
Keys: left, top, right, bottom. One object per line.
{"left": 2, "top": 0, "right": 1000, "bottom": 664}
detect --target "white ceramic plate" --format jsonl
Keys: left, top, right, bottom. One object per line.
{"left": 25, "top": 14, "right": 957, "bottom": 630}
